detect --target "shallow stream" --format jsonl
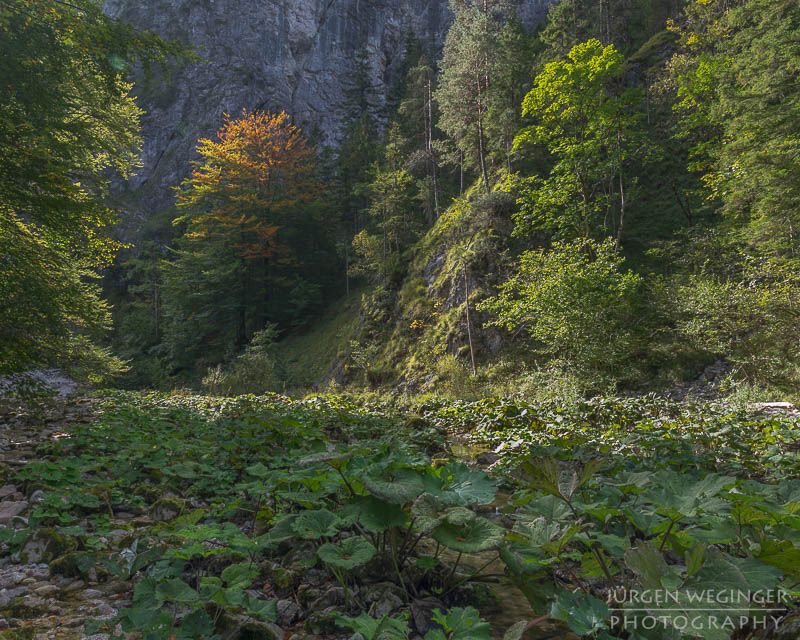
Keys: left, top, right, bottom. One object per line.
{"left": 446, "top": 434, "right": 576, "bottom": 640}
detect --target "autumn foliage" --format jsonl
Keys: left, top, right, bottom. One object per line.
{"left": 177, "top": 109, "right": 320, "bottom": 261}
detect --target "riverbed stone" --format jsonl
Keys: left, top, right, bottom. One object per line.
{"left": 304, "top": 607, "right": 339, "bottom": 635}
{"left": 0, "top": 503, "right": 27, "bottom": 525}
{"left": 149, "top": 497, "right": 184, "bottom": 522}
{"left": 276, "top": 599, "right": 303, "bottom": 626}
{"left": 410, "top": 597, "right": 445, "bottom": 635}
{"left": 20, "top": 529, "right": 78, "bottom": 564}
{"left": 271, "top": 568, "right": 299, "bottom": 591}
{"left": 309, "top": 586, "right": 345, "bottom": 610}
{"left": 0, "top": 589, "right": 27, "bottom": 608}
{"left": 217, "top": 612, "right": 282, "bottom": 640}
{"left": 475, "top": 452, "right": 500, "bottom": 466}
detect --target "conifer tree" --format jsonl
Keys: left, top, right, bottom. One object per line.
{"left": 436, "top": 0, "right": 505, "bottom": 194}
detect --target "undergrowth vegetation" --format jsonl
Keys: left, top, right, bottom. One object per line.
{"left": 2, "top": 393, "right": 799, "bottom": 639}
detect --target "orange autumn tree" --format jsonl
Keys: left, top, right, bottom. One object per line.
{"left": 176, "top": 109, "right": 320, "bottom": 261}
{"left": 164, "top": 110, "right": 328, "bottom": 370}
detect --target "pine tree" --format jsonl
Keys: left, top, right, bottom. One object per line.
{"left": 436, "top": 0, "right": 505, "bottom": 194}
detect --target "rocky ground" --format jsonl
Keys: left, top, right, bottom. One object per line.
{"left": 3, "top": 391, "right": 799, "bottom": 640}
{"left": 0, "top": 397, "right": 112, "bottom": 640}
{"left": 0, "top": 396, "right": 508, "bottom": 640}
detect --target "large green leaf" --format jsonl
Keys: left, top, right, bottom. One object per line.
{"left": 728, "top": 556, "right": 782, "bottom": 592}
{"left": 411, "top": 493, "right": 449, "bottom": 533}
{"left": 517, "top": 494, "right": 572, "bottom": 521}
{"left": 317, "top": 535, "right": 377, "bottom": 569}
{"left": 550, "top": 591, "right": 610, "bottom": 636}
{"left": 259, "top": 514, "right": 298, "bottom": 544}
{"left": 502, "top": 620, "right": 528, "bottom": 640}
{"left": 443, "top": 506, "right": 477, "bottom": 526}
{"left": 337, "top": 612, "right": 410, "bottom": 640}
{"left": 643, "top": 472, "right": 734, "bottom": 520}
{"left": 245, "top": 462, "right": 273, "bottom": 479}
{"left": 342, "top": 496, "right": 410, "bottom": 533}
{"left": 245, "top": 596, "right": 278, "bottom": 622}
{"left": 625, "top": 547, "right": 751, "bottom": 640}
{"left": 500, "top": 544, "right": 554, "bottom": 575}
{"left": 132, "top": 577, "right": 163, "bottom": 609}
{"left": 221, "top": 562, "right": 260, "bottom": 590}
{"left": 155, "top": 578, "right": 200, "bottom": 604}
{"left": 297, "top": 449, "right": 355, "bottom": 469}
{"left": 423, "top": 462, "right": 497, "bottom": 506}
{"left": 756, "top": 537, "right": 800, "bottom": 578}
{"left": 625, "top": 541, "right": 668, "bottom": 591}
{"left": 432, "top": 516, "right": 505, "bottom": 553}
{"left": 292, "top": 508, "right": 342, "bottom": 539}
{"left": 178, "top": 609, "right": 215, "bottom": 639}
{"left": 426, "top": 607, "right": 491, "bottom": 640}
{"left": 363, "top": 467, "right": 425, "bottom": 504}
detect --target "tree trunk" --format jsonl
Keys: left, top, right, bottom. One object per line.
{"left": 615, "top": 121, "right": 626, "bottom": 249}
{"left": 476, "top": 69, "right": 491, "bottom": 195}
{"left": 153, "top": 281, "right": 160, "bottom": 343}
{"left": 345, "top": 243, "right": 350, "bottom": 295}
{"left": 237, "top": 263, "right": 247, "bottom": 349}
{"left": 382, "top": 207, "right": 388, "bottom": 287}
{"left": 464, "top": 263, "right": 477, "bottom": 377}
{"left": 427, "top": 78, "right": 440, "bottom": 219}
{"left": 460, "top": 150, "right": 464, "bottom": 195}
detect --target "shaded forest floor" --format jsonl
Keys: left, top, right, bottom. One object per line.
{"left": 2, "top": 392, "right": 800, "bottom": 640}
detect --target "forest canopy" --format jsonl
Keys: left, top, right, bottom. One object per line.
{"left": 3, "top": 0, "right": 800, "bottom": 401}
{"left": 0, "top": 0, "right": 188, "bottom": 380}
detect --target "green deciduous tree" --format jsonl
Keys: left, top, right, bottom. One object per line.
{"left": 478, "top": 239, "right": 643, "bottom": 380}
{"left": 0, "top": 0, "right": 187, "bottom": 379}
{"left": 512, "top": 39, "right": 645, "bottom": 242}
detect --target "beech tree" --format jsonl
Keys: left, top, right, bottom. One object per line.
{"left": 175, "top": 110, "right": 319, "bottom": 260}
{"left": 164, "top": 110, "right": 325, "bottom": 371}
{"left": 0, "top": 0, "right": 186, "bottom": 379}
{"left": 512, "top": 39, "right": 644, "bottom": 242}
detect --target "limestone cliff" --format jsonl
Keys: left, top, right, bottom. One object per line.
{"left": 103, "top": 0, "right": 552, "bottom": 220}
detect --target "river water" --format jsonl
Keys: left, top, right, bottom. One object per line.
{"left": 446, "top": 436, "right": 577, "bottom": 640}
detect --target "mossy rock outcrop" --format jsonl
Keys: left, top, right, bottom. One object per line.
{"left": 19, "top": 527, "right": 78, "bottom": 563}
{"left": 304, "top": 607, "right": 339, "bottom": 635}
{"left": 0, "top": 596, "right": 47, "bottom": 620}
{"left": 149, "top": 497, "right": 185, "bottom": 521}
{"left": 0, "top": 628, "right": 35, "bottom": 640}
{"left": 49, "top": 551, "right": 94, "bottom": 579}
{"left": 215, "top": 611, "right": 283, "bottom": 640}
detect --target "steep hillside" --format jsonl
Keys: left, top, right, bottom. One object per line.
{"left": 316, "top": 182, "right": 528, "bottom": 396}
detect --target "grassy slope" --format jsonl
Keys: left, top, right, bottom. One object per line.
{"left": 272, "top": 287, "right": 365, "bottom": 391}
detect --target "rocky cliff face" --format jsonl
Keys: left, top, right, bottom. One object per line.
{"left": 104, "top": 0, "right": 552, "bottom": 219}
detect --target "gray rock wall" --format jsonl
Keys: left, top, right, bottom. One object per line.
{"left": 104, "top": 0, "right": 552, "bottom": 219}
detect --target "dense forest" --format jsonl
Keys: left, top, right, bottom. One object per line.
{"left": 3, "top": 2, "right": 800, "bottom": 639}
{"left": 3, "top": 0, "right": 800, "bottom": 404}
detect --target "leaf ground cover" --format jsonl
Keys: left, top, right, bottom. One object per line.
{"left": 1, "top": 392, "right": 799, "bottom": 640}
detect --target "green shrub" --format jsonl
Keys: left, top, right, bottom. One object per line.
{"left": 202, "top": 326, "right": 280, "bottom": 396}
{"left": 660, "top": 261, "right": 800, "bottom": 392}
{"left": 478, "top": 239, "right": 644, "bottom": 382}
